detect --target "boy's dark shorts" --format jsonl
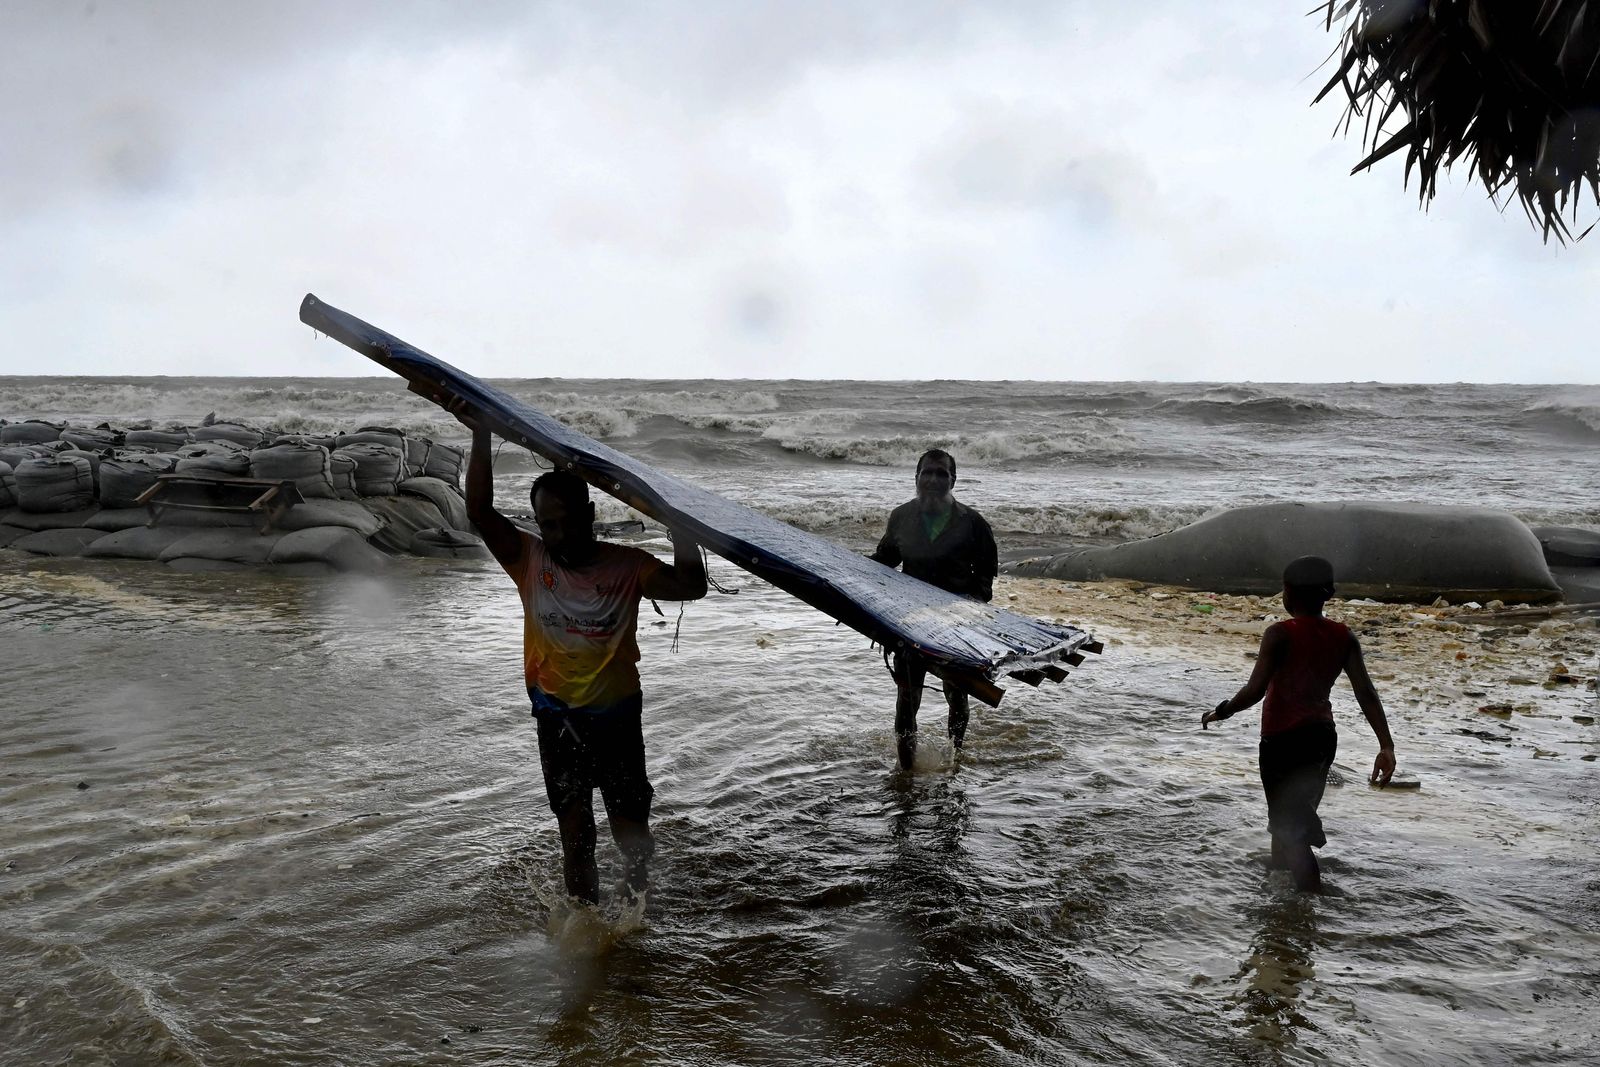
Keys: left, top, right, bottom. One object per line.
{"left": 1258, "top": 721, "right": 1337, "bottom": 849}
{"left": 530, "top": 690, "right": 653, "bottom": 821}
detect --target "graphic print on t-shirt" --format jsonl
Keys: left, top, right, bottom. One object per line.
{"left": 512, "top": 533, "right": 662, "bottom": 708}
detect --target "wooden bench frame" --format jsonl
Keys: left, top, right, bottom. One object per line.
{"left": 135, "top": 475, "right": 304, "bottom": 535}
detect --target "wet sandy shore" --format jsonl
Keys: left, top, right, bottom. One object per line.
{"left": 1000, "top": 575, "right": 1600, "bottom": 765}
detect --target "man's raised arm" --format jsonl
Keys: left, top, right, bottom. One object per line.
{"left": 642, "top": 532, "right": 708, "bottom": 602}
{"left": 443, "top": 398, "right": 523, "bottom": 573}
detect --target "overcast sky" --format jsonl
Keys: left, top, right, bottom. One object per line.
{"left": 2, "top": 1, "right": 1595, "bottom": 382}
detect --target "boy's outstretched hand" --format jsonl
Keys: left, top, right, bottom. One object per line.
{"left": 1370, "top": 747, "right": 1396, "bottom": 787}
{"left": 1201, "top": 701, "right": 1231, "bottom": 730}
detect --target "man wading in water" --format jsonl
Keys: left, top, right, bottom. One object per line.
{"left": 448, "top": 399, "right": 707, "bottom": 906}
{"left": 1203, "top": 556, "right": 1398, "bottom": 893}
{"left": 870, "top": 448, "right": 998, "bottom": 769}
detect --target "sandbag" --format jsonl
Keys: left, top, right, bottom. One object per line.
{"left": 0, "top": 507, "right": 103, "bottom": 532}
{"left": 82, "top": 526, "right": 195, "bottom": 561}
{"left": 402, "top": 437, "right": 428, "bottom": 476}
{"left": 0, "top": 420, "right": 62, "bottom": 445}
{"left": 10, "top": 528, "right": 105, "bottom": 557}
{"left": 174, "top": 442, "right": 252, "bottom": 477}
{"left": 158, "top": 529, "right": 283, "bottom": 565}
{"left": 276, "top": 499, "right": 386, "bottom": 537}
{"left": 249, "top": 442, "right": 336, "bottom": 499}
{"left": 268, "top": 526, "right": 391, "bottom": 572}
{"left": 410, "top": 527, "right": 490, "bottom": 560}
{"left": 0, "top": 445, "right": 51, "bottom": 470}
{"left": 124, "top": 428, "right": 192, "bottom": 451}
{"left": 339, "top": 443, "right": 405, "bottom": 496}
{"left": 360, "top": 495, "right": 446, "bottom": 554}
{"left": 1008, "top": 502, "right": 1562, "bottom": 604}
{"left": 100, "top": 453, "right": 178, "bottom": 508}
{"left": 55, "top": 449, "right": 103, "bottom": 491}
{"left": 60, "top": 426, "right": 122, "bottom": 451}
{"left": 1527, "top": 525, "right": 1600, "bottom": 568}
{"left": 420, "top": 440, "right": 464, "bottom": 487}
{"left": 193, "top": 422, "right": 266, "bottom": 448}
{"left": 0, "top": 524, "right": 30, "bottom": 548}
{"left": 397, "top": 476, "right": 470, "bottom": 532}
{"left": 338, "top": 429, "right": 406, "bottom": 453}
{"left": 328, "top": 451, "right": 359, "bottom": 499}
{"left": 15, "top": 455, "right": 96, "bottom": 513}
{"left": 0, "top": 462, "right": 13, "bottom": 510}
{"left": 81, "top": 507, "right": 154, "bottom": 532}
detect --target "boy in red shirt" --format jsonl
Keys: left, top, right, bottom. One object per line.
{"left": 1203, "top": 556, "right": 1397, "bottom": 892}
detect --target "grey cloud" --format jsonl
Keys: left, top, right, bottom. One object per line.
{"left": 0, "top": 1, "right": 1108, "bottom": 220}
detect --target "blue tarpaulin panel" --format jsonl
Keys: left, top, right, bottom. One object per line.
{"left": 300, "top": 294, "right": 1097, "bottom": 704}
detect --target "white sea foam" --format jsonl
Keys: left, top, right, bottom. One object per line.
{"left": 764, "top": 425, "right": 1136, "bottom": 467}
{"left": 661, "top": 409, "right": 1137, "bottom": 466}
{"left": 550, "top": 406, "right": 639, "bottom": 440}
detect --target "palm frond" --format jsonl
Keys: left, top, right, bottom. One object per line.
{"left": 1320, "top": 0, "right": 1600, "bottom": 242}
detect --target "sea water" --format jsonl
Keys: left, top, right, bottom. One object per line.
{"left": 2, "top": 377, "right": 1597, "bottom": 1065}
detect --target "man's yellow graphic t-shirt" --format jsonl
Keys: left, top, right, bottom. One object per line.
{"left": 512, "top": 532, "right": 663, "bottom": 709}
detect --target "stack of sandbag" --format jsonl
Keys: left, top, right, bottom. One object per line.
{"left": 249, "top": 441, "right": 337, "bottom": 499}
{"left": 174, "top": 440, "right": 252, "bottom": 477}
{"left": 124, "top": 427, "right": 192, "bottom": 451}
{"left": 421, "top": 439, "right": 464, "bottom": 487}
{"left": 60, "top": 425, "right": 122, "bottom": 450}
{"left": 193, "top": 421, "right": 267, "bottom": 448}
{"left": 100, "top": 453, "right": 179, "bottom": 508}
{"left": 339, "top": 442, "right": 405, "bottom": 496}
{"left": 340, "top": 427, "right": 428, "bottom": 476}
{"left": 14, "top": 454, "right": 96, "bottom": 512}
{"left": 0, "top": 420, "right": 62, "bottom": 445}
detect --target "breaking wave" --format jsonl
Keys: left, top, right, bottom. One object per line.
{"left": 1522, "top": 400, "right": 1600, "bottom": 438}
{"left": 1152, "top": 394, "right": 1349, "bottom": 422}
{"left": 663, "top": 412, "right": 1137, "bottom": 467}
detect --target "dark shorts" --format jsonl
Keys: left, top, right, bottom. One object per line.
{"left": 1259, "top": 721, "right": 1337, "bottom": 849}
{"left": 530, "top": 690, "right": 653, "bottom": 821}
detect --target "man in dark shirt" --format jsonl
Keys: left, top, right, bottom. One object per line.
{"left": 870, "top": 448, "right": 999, "bottom": 769}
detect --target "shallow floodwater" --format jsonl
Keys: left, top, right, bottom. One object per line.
{"left": 3, "top": 548, "right": 1596, "bottom": 1066}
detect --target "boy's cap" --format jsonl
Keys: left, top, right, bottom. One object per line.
{"left": 1283, "top": 555, "right": 1335, "bottom": 586}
